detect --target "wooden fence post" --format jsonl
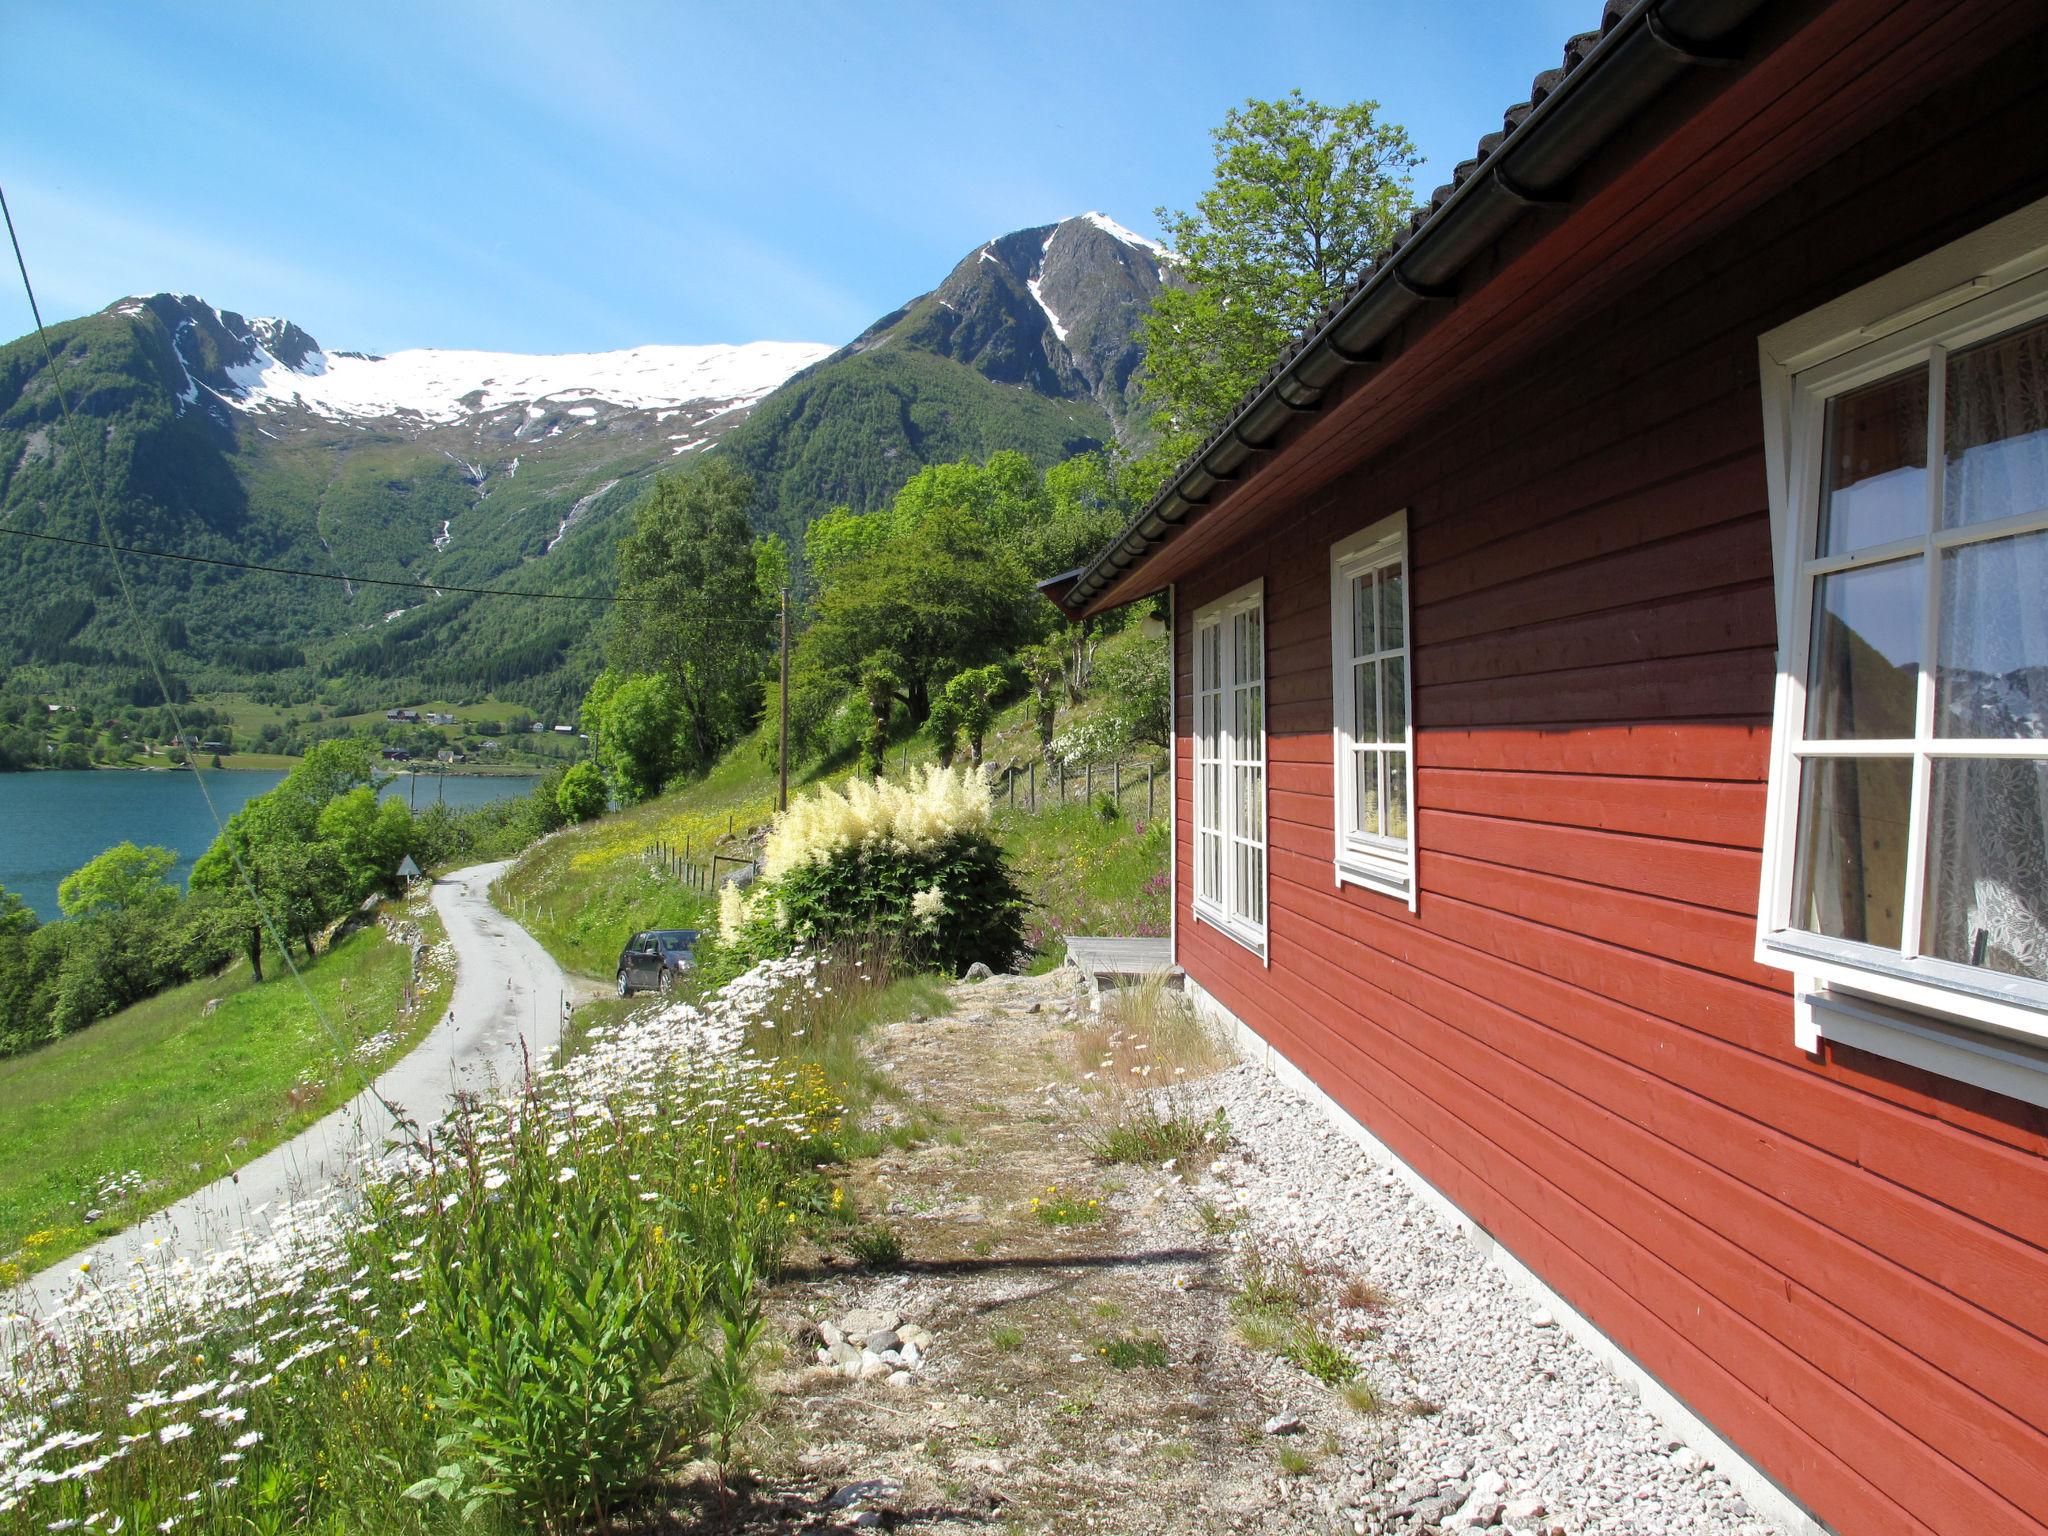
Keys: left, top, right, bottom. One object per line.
{"left": 1029, "top": 760, "right": 1037, "bottom": 811}
{"left": 1085, "top": 762, "right": 1094, "bottom": 802}
{"left": 1147, "top": 763, "right": 1155, "bottom": 820}
{"left": 1114, "top": 761, "right": 1122, "bottom": 803}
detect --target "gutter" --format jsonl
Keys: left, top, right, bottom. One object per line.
{"left": 1057, "top": 0, "right": 1770, "bottom": 617}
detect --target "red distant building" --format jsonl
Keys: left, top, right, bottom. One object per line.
{"left": 1049, "top": 4, "right": 2048, "bottom": 1531}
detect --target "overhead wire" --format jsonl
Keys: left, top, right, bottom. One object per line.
{"left": 1, "top": 179, "right": 419, "bottom": 1149}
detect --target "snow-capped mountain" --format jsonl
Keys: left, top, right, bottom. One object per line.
{"left": 837, "top": 210, "right": 1173, "bottom": 431}
{"left": 111, "top": 292, "right": 831, "bottom": 434}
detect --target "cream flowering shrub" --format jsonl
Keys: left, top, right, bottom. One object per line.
{"left": 761, "top": 765, "right": 993, "bottom": 880}
{"left": 718, "top": 766, "right": 1024, "bottom": 977}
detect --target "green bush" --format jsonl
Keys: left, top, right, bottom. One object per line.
{"left": 556, "top": 761, "right": 608, "bottom": 822}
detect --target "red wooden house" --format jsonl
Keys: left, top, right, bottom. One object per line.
{"left": 1046, "top": 3, "right": 2048, "bottom": 1531}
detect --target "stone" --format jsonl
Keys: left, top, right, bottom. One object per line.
{"left": 1502, "top": 1497, "right": 1548, "bottom": 1523}
{"left": 964, "top": 962, "right": 994, "bottom": 982}
{"left": 840, "top": 1308, "right": 900, "bottom": 1336}
{"left": 826, "top": 1478, "right": 903, "bottom": 1510}
{"left": 818, "top": 1320, "right": 845, "bottom": 1350}
{"left": 866, "top": 1327, "right": 902, "bottom": 1353}
{"left": 1472, "top": 1471, "right": 1507, "bottom": 1499}
{"left": 900, "top": 1340, "right": 923, "bottom": 1368}
{"left": 1531, "top": 1308, "right": 1557, "bottom": 1329}
{"left": 1263, "top": 1414, "right": 1305, "bottom": 1436}
{"left": 830, "top": 1341, "right": 861, "bottom": 1368}
{"left": 1671, "top": 1446, "right": 1705, "bottom": 1475}
{"left": 886, "top": 1369, "right": 915, "bottom": 1388}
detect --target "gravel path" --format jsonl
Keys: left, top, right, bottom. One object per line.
{"left": 10, "top": 862, "right": 570, "bottom": 1326}
{"left": 1185, "top": 1063, "right": 1780, "bottom": 1535}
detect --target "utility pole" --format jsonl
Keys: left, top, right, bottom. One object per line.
{"left": 777, "top": 586, "right": 790, "bottom": 813}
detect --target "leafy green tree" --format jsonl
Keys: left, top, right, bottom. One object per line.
{"left": 925, "top": 688, "right": 962, "bottom": 769}
{"left": 803, "top": 506, "right": 893, "bottom": 590}
{"left": 1139, "top": 90, "right": 1419, "bottom": 443}
{"left": 792, "top": 505, "right": 1040, "bottom": 734}
{"left": 857, "top": 659, "right": 903, "bottom": 779}
{"left": 557, "top": 761, "right": 608, "bottom": 822}
{"left": 599, "top": 673, "right": 686, "bottom": 804}
{"left": 1018, "top": 641, "right": 1064, "bottom": 750}
{"left": 316, "top": 787, "right": 414, "bottom": 904}
{"left": 56, "top": 841, "right": 177, "bottom": 919}
{"left": 608, "top": 460, "right": 776, "bottom": 771}
{"left": 941, "top": 665, "right": 1007, "bottom": 765}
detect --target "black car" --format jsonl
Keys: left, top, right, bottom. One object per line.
{"left": 615, "top": 929, "right": 700, "bottom": 996}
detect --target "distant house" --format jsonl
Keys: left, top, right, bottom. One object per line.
{"left": 426, "top": 711, "right": 456, "bottom": 726}
{"left": 386, "top": 708, "right": 421, "bottom": 723}
{"left": 1043, "top": 5, "right": 2048, "bottom": 1532}
{"left": 552, "top": 724, "right": 575, "bottom": 735}
{"left": 380, "top": 747, "right": 411, "bottom": 762}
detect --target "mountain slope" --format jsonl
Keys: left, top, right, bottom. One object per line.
{"left": 723, "top": 211, "right": 1172, "bottom": 548}
{"left": 0, "top": 296, "right": 828, "bottom": 720}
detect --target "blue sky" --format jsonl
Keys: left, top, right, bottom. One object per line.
{"left": 2, "top": 1, "right": 1595, "bottom": 356}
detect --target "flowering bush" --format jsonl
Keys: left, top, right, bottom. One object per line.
{"left": 721, "top": 766, "right": 1028, "bottom": 977}
{"left": 0, "top": 953, "right": 849, "bottom": 1535}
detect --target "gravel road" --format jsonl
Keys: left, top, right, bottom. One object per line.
{"left": 12, "top": 861, "right": 571, "bottom": 1321}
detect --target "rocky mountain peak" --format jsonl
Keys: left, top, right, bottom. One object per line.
{"left": 839, "top": 212, "right": 1173, "bottom": 435}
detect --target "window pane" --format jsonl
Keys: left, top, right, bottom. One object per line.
{"left": 1937, "top": 528, "right": 2048, "bottom": 739}
{"left": 1235, "top": 608, "right": 1263, "bottom": 682}
{"left": 1922, "top": 758, "right": 2048, "bottom": 980}
{"left": 1387, "top": 750, "right": 1410, "bottom": 842}
{"left": 1384, "top": 656, "right": 1408, "bottom": 741}
{"left": 1818, "top": 368, "right": 1928, "bottom": 556}
{"left": 1792, "top": 756, "right": 1912, "bottom": 949}
{"left": 1944, "top": 314, "right": 2048, "bottom": 530}
{"left": 1352, "top": 747, "right": 1373, "bottom": 837}
{"left": 1804, "top": 557, "right": 1921, "bottom": 740}
{"left": 1380, "top": 561, "right": 1405, "bottom": 652}
{"left": 1199, "top": 762, "right": 1220, "bottom": 831}
{"left": 1354, "top": 660, "right": 1378, "bottom": 744}
{"left": 1352, "top": 573, "right": 1374, "bottom": 658}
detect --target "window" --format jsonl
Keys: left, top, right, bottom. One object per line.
{"left": 1192, "top": 580, "right": 1266, "bottom": 954}
{"left": 1760, "top": 235, "right": 2048, "bottom": 1059}
{"left": 1331, "top": 512, "right": 1415, "bottom": 903}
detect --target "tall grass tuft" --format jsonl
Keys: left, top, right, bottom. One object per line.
{"left": 1073, "top": 973, "right": 1230, "bottom": 1166}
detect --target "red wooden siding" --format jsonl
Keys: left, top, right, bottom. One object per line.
{"left": 1169, "top": 31, "right": 2048, "bottom": 1536}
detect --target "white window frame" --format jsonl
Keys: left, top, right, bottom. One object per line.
{"left": 1191, "top": 578, "right": 1267, "bottom": 959}
{"left": 1757, "top": 197, "right": 2048, "bottom": 1084}
{"left": 1329, "top": 510, "right": 1417, "bottom": 906}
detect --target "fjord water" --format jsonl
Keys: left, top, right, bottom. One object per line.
{"left": 0, "top": 769, "right": 538, "bottom": 923}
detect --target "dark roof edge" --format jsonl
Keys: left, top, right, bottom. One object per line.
{"left": 1057, "top": 0, "right": 1771, "bottom": 617}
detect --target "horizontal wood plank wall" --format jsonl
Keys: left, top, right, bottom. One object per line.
{"left": 1171, "top": 32, "right": 2048, "bottom": 1536}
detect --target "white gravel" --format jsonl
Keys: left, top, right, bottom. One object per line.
{"left": 1183, "top": 1061, "right": 1785, "bottom": 1536}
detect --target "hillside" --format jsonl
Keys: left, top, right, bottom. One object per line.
{"left": 0, "top": 295, "right": 829, "bottom": 723}
{"left": 0, "top": 211, "right": 1169, "bottom": 730}
{"left": 721, "top": 212, "right": 1172, "bottom": 548}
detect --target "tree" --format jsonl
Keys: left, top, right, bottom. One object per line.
{"left": 608, "top": 460, "right": 776, "bottom": 772}
{"left": 1018, "top": 642, "right": 1064, "bottom": 751}
{"left": 56, "top": 841, "right": 177, "bottom": 919}
{"left": 599, "top": 673, "right": 686, "bottom": 804}
{"left": 1139, "top": 91, "right": 1419, "bottom": 442}
{"left": 941, "top": 665, "right": 1006, "bottom": 765}
{"left": 557, "top": 761, "right": 608, "bottom": 822}
{"left": 316, "top": 787, "right": 414, "bottom": 904}
{"left": 925, "top": 688, "right": 962, "bottom": 769}
{"left": 792, "top": 504, "right": 1040, "bottom": 734}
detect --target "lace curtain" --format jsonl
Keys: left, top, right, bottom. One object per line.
{"left": 1923, "top": 319, "right": 2048, "bottom": 978}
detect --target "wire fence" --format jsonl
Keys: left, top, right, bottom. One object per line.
{"left": 640, "top": 751, "right": 1169, "bottom": 891}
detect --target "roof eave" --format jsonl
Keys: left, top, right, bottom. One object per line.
{"left": 1058, "top": 0, "right": 1770, "bottom": 618}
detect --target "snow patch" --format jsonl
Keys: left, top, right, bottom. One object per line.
{"left": 1079, "top": 210, "right": 1172, "bottom": 260}
{"left": 228, "top": 339, "right": 833, "bottom": 425}
{"left": 1027, "top": 276, "right": 1069, "bottom": 344}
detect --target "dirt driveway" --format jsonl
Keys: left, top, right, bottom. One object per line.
{"left": 659, "top": 968, "right": 1403, "bottom": 1535}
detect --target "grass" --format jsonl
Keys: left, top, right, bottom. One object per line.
{"left": 1072, "top": 973, "right": 1232, "bottom": 1167}
{"left": 846, "top": 1221, "right": 904, "bottom": 1269}
{"left": 988, "top": 1323, "right": 1024, "bottom": 1353}
{"left": 0, "top": 893, "right": 453, "bottom": 1277}
{"left": 1095, "top": 1333, "right": 1168, "bottom": 1370}
{"left": 1276, "top": 1443, "right": 1318, "bottom": 1478}
{"left": 1229, "top": 1242, "right": 1368, "bottom": 1393}
{"left": 1029, "top": 1185, "right": 1102, "bottom": 1226}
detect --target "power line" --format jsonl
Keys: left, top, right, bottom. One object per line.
{"left": 0, "top": 522, "right": 646, "bottom": 602}
{"left": 2, "top": 178, "right": 416, "bottom": 1145}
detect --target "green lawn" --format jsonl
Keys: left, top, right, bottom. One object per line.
{"left": 497, "top": 691, "right": 1170, "bottom": 983}
{"left": 0, "top": 893, "right": 454, "bottom": 1278}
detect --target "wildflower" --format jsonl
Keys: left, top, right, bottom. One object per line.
{"left": 156, "top": 1422, "right": 192, "bottom": 1445}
